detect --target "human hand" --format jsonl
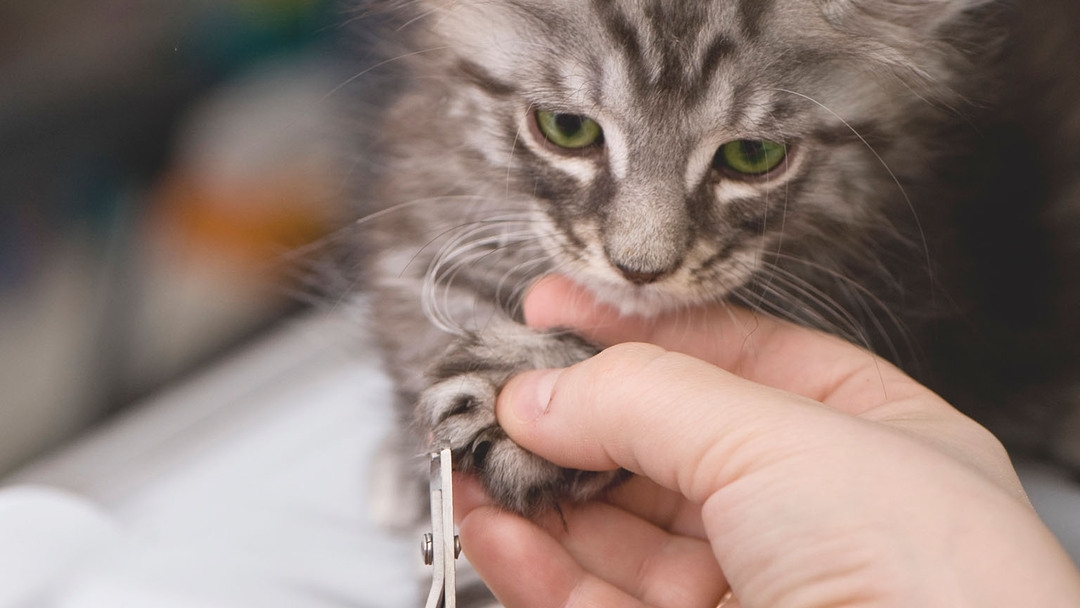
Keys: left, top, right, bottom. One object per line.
{"left": 454, "top": 275, "right": 1080, "bottom": 607}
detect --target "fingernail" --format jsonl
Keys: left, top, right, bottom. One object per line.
{"left": 508, "top": 369, "right": 560, "bottom": 422}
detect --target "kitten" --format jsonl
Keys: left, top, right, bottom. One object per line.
{"left": 344, "top": 0, "right": 1079, "bottom": 530}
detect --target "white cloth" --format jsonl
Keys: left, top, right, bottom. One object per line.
{"left": 0, "top": 312, "right": 418, "bottom": 608}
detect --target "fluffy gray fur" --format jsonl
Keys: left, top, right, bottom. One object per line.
{"left": 340, "top": 0, "right": 1080, "bottom": 525}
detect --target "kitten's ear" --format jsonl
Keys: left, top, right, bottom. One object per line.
{"left": 823, "top": 0, "right": 990, "bottom": 30}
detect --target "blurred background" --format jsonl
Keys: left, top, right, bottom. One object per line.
{"left": 0, "top": 0, "right": 364, "bottom": 476}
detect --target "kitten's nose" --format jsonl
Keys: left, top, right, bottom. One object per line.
{"left": 614, "top": 263, "right": 666, "bottom": 285}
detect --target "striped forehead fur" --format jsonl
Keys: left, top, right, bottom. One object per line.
{"left": 397, "top": 0, "right": 991, "bottom": 174}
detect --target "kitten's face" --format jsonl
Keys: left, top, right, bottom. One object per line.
{"left": 410, "top": 0, "right": 982, "bottom": 315}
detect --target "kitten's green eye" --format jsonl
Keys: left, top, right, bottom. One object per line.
{"left": 535, "top": 110, "right": 603, "bottom": 150}
{"left": 716, "top": 140, "right": 787, "bottom": 176}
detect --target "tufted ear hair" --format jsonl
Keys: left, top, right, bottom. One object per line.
{"left": 820, "top": 0, "right": 994, "bottom": 31}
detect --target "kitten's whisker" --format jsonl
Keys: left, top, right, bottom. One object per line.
{"left": 422, "top": 217, "right": 548, "bottom": 333}
{"left": 734, "top": 259, "right": 876, "bottom": 354}
{"left": 360, "top": 195, "right": 495, "bottom": 226}
{"left": 772, "top": 87, "right": 935, "bottom": 301}
{"left": 408, "top": 211, "right": 536, "bottom": 278}
{"left": 766, "top": 252, "right": 916, "bottom": 362}
{"left": 773, "top": 259, "right": 906, "bottom": 366}
{"left": 394, "top": 4, "right": 441, "bottom": 33}
{"left": 755, "top": 258, "right": 897, "bottom": 393}
{"left": 318, "top": 46, "right": 452, "bottom": 104}
{"left": 282, "top": 197, "right": 514, "bottom": 298}
{"left": 288, "top": 194, "right": 497, "bottom": 267}
{"left": 496, "top": 255, "right": 552, "bottom": 316}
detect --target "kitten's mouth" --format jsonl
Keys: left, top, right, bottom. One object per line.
{"left": 551, "top": 229, "right": 755, "bottom": 316}
{"left": 582, "top": 271, "right": 695, "bottom": 317}
{"left": 569, "top": 248, "right": 757, "bottom": 317}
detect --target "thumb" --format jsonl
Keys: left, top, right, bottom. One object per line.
{"left": 496, "top": 341, "right": 844, "bottom": 503}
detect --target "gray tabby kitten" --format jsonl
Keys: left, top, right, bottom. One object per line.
{"left": 348, "top": 0, "right": 1080, "bottom": 533}
{"left": 336, "top": 0, "right": 1080, "bottom": 605}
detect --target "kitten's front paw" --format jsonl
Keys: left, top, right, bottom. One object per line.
{"left": 419, "top": 372, "right": 502, "bottom": 449}
{"left": 419, "top": 373, "right": 627, "bottom": 515}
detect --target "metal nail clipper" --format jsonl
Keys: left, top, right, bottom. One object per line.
{"left": 423, "top": 447, "right": 460, "bottom": 608}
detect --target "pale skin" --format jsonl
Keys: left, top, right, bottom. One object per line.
{"left": 453, "top": 275, "right": 1080, "bottom": 608}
